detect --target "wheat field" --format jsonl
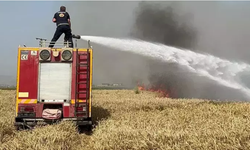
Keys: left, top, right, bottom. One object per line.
{"left": 1, "top": 89, "right": 250, "bottom": 150}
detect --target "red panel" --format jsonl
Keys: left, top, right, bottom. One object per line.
{"left": 71, "top": 51, "right": 90, "bottom": 100}
{"left": 19, "top": 50, "right": 39, "bottom": 99}
{"left": 17, "top": 103, "right": 43, "bottom": 118}
{"left": 35, "top": 103, "right": 44, "bottom": 117}
{"left": 63, "top": 105, "right": 70, "bottom": 117}
{"left": 18, "top": 104, "right": 36, "bottom": 112}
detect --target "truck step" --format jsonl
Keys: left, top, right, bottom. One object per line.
{"left": 76, "top": 91, "right": 88, "bottom": 94}
{"left": 75, "top": 103, "right": 87, "bottom": 106}
{"left": 77, "top": 64, "right": 89, "bottom": 66}
{"left": 75, "top": 112, "right": 87, "bottom": 114}
{"left": 77, "top": 81, "right": 87, "bottom": 84}
{"left": 77, "top": 72, "right": 88, "bottom": 75}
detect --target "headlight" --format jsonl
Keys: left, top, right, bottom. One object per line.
{"left": 61, "top": 49, "right": 73, "bottom": 61}
{"left": 39, "top": 49, "right": 51, "bottom": 61}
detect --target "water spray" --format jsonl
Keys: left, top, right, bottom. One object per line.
{"left": 80, "top": 35, "right": 250, "bottom": 100}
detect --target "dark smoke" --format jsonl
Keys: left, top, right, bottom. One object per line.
{"left": 131, "top": 2, "right": 197, "bottom": 49}
{"left": 130, "top": 2, "right": 198, "bottom": 99}
{"left": 130, "top": 2, "right": 249, "bottom": 101}
{"left": 66, "top": 1, "right": 250, "bottom": 101}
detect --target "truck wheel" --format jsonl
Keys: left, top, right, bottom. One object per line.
{"left": 15, "top": 125, "right": 26, "bottom": 131}
{"left": 77, "top": 125, "right": 92, "bottom": 134}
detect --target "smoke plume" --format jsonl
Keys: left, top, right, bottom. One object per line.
{"left": 130, "top": 2, "right": 197, "bottom": 50}
{"left": 67, "top": 1, "right": 250, "bottom": 101}
{"left": 130, "top": 2, "right": 249, "bottom": 101}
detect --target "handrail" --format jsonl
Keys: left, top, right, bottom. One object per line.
{"left": 21, "top": 35, "right": 92, "bottom": 48}
{"left": 36, "top": 37, "right": 74, "bottom": 48}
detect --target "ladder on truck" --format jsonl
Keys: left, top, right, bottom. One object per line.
{"left": 74, "top": 48, "right": 90, "bottom": 119}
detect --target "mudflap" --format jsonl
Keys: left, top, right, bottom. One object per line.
{"left": 76, "top": 117, "right": 93, "bottom": 134}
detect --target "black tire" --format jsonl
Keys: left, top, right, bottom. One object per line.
{"left": 77, "top": 125, "right": 92, "bottom": 134}
{"left": 15, "top": 125, "right": 27, "bottom": 131}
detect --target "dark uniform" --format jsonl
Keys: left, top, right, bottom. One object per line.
{"left": 48, "top": 11, "right": 73, "bottom": 48}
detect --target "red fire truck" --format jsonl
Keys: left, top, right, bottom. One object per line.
{"left": 14, "top": 35, "right": 93, "bottom": 131}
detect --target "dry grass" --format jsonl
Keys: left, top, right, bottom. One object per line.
{"left": 1, "top": 89, "right": 250, "bottom": 149}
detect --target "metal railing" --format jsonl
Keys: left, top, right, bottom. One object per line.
{"left": 35, "top": 38, "right": 74, "bottom": 48}
{"left": 19, "top": 35, "right": 92, "bottom": 49}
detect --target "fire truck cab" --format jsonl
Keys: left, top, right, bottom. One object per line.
{"left": 14, "top": 35, "right": 93, "bottom": 131}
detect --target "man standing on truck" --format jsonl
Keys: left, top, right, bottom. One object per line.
{"left": 48, "top": 6, "right": 73, "bottom": 48}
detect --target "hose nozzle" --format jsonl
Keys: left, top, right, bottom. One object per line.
{"left": 72, "top": 34, "right": 81, "bottom": 39}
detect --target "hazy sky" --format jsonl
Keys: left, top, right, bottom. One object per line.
{"left": 0, "top": 1, "right": 58, "bottom": 76}
{"left": 2, "top": 1, "right": 250, "bottom": 88}
{"left": 0, "top": 1, "right": 139, "bottom": 77}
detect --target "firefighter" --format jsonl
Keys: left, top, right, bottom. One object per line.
{"left": 64, "top": 35, "right": 73, "bottom": 47}
{"left": 48, "top": 6, "right": 73, "bottom": 48}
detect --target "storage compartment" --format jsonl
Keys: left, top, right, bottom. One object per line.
{"left": 38, "top": 63, "right": 72, "bottom": 101}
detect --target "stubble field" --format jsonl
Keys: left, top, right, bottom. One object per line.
{"left": 1, "top": 89, "right": 250, "bottom": 150}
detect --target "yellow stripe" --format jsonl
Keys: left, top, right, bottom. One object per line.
{"left": 75, "top": 48, "right": 91, "bottom": 52}
{"left": 89, "top": 49, "right": 92, "bottom": 117}
{"left": 18, "top": 99, "right": 37, "bottom": 104}
{"left": 71, "top": 99, "right": 86, "bottom": 104}
{"left": 16, "top": 48, "right": 40, "bottom": 51}
{"left": 15, "top": 48, "right": 21, "bottom": 116}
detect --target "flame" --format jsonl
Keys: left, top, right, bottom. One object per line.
{"left": 137, "top": 81, "right": 145, "bottom": 90}
{"left": 138, "top": 86, "right": 144, "bottom": 91}
{"left": 137, "top": 82, "right": 176, "bottom": 98}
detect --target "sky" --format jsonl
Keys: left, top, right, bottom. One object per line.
{"left": 0, "top": 1, "right": 141, "bottom": 85}
{"left": 0, "top": 1, "right": 59, "bottom": 76}
{"left": 0, "top": 1, "right": 139, "bottom": 78}
{"left": 2, "top": 1, "right": 250, "bottom": 89}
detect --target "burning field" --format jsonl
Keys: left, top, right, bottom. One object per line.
{"left": 137, "top": 82, "right": 177, "bottom": 98}
{"left": 1, "top": 89, "right": 250, "bottom": 149}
